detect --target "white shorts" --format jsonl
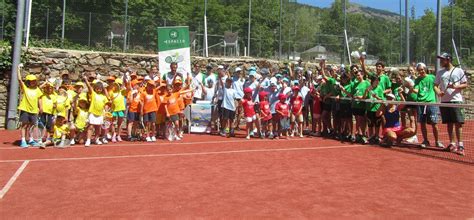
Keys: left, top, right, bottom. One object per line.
{"left": 246, "top": 115, "right": 257, "bottom": 123}
{"left": 88, "top": 114, "right": 104, "bottom": 125}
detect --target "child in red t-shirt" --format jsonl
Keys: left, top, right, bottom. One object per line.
{"left": 290, "top": 86, "right": 304, "bottom": 138}
{"left": 259, "top": 91, "right": 273, "bottom": 139}
{"left": 242, "top": 87, "right": 260, "bottom": 140}
{"left": 275, "top": 93, "right": 290, "bottom": 139}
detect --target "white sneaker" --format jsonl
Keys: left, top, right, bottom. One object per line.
{"left": 299, "top": 134, "right": 304, "bottom": 138}
{"left": 405, "top": 135, "right": 419, "bottom": 144}
{"left": 85, "top": 140, "right": 91, "bottom": 147}
{"left": 70, "top": 139, "right": 76, "bottom": 145}
{"left": 246, "top": 135, "right": 250, "bottom": 140}
{"left": 174, "top": 135, "right": 181, "bottom": 141}
{"left": 151, "top": 136, "right": 157, "bottom": 142}
{"left": 179, "top": 131, "right": 184, "bottom": 138}
{"left": 95, "top": 139, "right": 103, "bottom": 145}
{"left": 106, "top": 133, "right": 112, "bottom": 140}
{"left": 167, "top": 135, "right": 173, "bottom": 141}
{"left": 146, "top": 136, "right": 152, "bottom": 142}
{"left": 102, "top": 138, "right": 108, "bottom": 144}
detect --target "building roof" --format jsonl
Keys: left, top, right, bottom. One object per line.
{"left": 302, "top": 45, "right": 326, "bottom": 54}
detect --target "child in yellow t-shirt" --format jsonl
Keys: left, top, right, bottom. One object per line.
{"left": 110, "top": 78, "right": 127, "bottom": 142}
{"left": 38, "top": 82, "right": 57, "bottom": 143}
{"left": 83, "top": 76, "right": 110, "bottom": 147}
{"left": 69, "top": 97, "right": 89, "bottom": 145}
{"left": 40, "top": 115, "right": 69, "bottom": 149}
{"left": 17, "top": 70, "right": 43, "bottom": 148}
{"left": 55, "top": 85, "right": 72, "bottom": 120}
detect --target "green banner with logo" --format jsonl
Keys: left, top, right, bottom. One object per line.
{"left": 158, "top": 26, "right": 190, "bottom": 52}
{"left": 157, "top": 26, "right": 191, "bottom": 81}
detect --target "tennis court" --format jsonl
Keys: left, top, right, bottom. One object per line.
{"left": 0, "top": 129, "right": 473, "bottom": 218}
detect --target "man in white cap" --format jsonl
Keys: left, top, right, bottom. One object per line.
{"left": 434, "top": 52, "right": 468, "bottom": 156}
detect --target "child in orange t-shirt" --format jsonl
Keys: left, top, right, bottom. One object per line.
{"left": 163, "top": 81, "right": 194, "bottom": 141}
{"left": 155, "top": 81, "right": 168, "bottom": 139}
{"left": 126, "top": 79, "right": 141, "bottom": 141}
{"left": 163, "top": 85, "right": 182, "bottom": 141}
{"left": 140, "top": 80, "right": 159, "bottom": 142}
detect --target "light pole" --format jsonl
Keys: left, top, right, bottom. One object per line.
{"left": 7, "top": 0, "right": 25, "bottom": 130}
{"left": 279, "top": 0, "right": 282, "bottom": 60}
{"left": 399, "top": 0, "right": 402, "bottom": 64}
{"left": 203, "top": 0, "right": 208, "bottom": 57}
{"left": 436, "top": 0, "right": 442, "bottom": 72}
{"left": 1, "top": 0, "right": 5, "bottom": 41}
{"left": 247, "top": 0, "right": 252, "bottom": 57}
{"left": 123, "top": 0, "right": 128, "bottom": 52}
{"left": 61, "top": 0, "right": 66, "bottom": 46}
{"left": 405, "top": 0, "right": 409, "bottom": 64}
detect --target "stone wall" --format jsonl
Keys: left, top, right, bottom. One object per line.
{"left": 0, "top": 47, "right": 472, "bottom": 128}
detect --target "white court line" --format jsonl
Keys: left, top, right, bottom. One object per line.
{"left": 0, "top": 138, "right": 316, "bottom": 150}
{"left": 0, "top": 160, "right": 29, "bottom": 199}
{"left": 0, "top": 144, "right": 366, "bottom": 163}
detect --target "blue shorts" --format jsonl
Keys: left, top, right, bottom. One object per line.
{"left": 417, "top": 105, "right": 439, "bottom": 124}
{"left": 143, "top": 112, "right": 156, "bottom": 122}
{"left": 127, "top": 112, "right": 139, "bottom": 122}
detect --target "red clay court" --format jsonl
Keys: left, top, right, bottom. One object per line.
{"left": 0, "top": 129, "right": 473, "bottom": 218}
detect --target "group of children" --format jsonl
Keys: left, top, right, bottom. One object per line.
{"left": 15, "top": 55, "right": 468, "bottom": 156}
{"left": 16, "top": 62, "right": 193, "bottom": 148}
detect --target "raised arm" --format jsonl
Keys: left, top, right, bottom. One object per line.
{"left": 17, "top": 65, "right": 25, "bottom": 91}
{"left": 83, "top": 75, "right": 93, "bottom": 95}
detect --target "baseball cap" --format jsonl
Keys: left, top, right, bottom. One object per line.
{"left": 234, "top": 67, "right": 242, "bottom": 72}
{"left": 107, "top": 76, "right": 116, "bottom": 81}
{"left": 249, "top": 70, "right": 257, "bottom": 77}
{"left": 146, "top": 80, "right": 155, "bottom": 86}
{"left": 282, "top": 78, "right": 289, "bottom": 83}
{"left": 275, "top": 73, "right": 282, "bottom": 78}
{"left": 206, "top": 64, "right": 213, "bottom": 69}
{"left": 259, "top": 91, "right": 269, "bottom": 98}
{"left": 74, "top": 82, "right": 85, "bottom": 87}
{"left": 292, "top": 86, "right": 300, "bottom": 91}
{"left": 249, "top": 67, "right": 257, "bottom": 72}
{"left": 217, "top": 65, "right": 224, "bottom": 69}
{"left": 25, "top": 74, "right": 37, "bottom": 81}
{"left": 144, "top": 76, "right": 151, "bottom": 81}
{"left": 437, "top": 52, "right": 452, "bottom": 60}
{"left": 260, "top": 68, "right": 270, "bottom": 75}
{"left": 293, "top": 80, "right": 299, "bottom": 85}
{"left": 115, "top": 78, "right": 123, "bottom": 85}
{"left": 278, "top": 93, "right": 286, "bottom": 100}
{"left": 244, "top": 87, "right": 253, "bottom": 93}
{"left": 386, "top": 93, "right": 395, "bottom": 100}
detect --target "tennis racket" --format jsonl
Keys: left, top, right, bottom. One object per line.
{"left": 101, "top": 112, "right": 113, "bottom": 129}
{"left": 165, "top": 120, "right": 176, "bottom": 141}
{"left": 29, "top": 119, "right": 47, "bottom": 144}
{"left": 443, "top": 67, "right": 466, "bottom": 93}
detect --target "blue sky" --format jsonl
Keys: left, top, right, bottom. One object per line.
{"left": 298, "top": 0, "right": 450, "bottom": 17}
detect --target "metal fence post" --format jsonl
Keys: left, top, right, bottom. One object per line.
{"left": 88, "top": 12, "right": 91, "bottom": 47}
{"left": 45, "top": 8, "right": 49, "bottom": 42}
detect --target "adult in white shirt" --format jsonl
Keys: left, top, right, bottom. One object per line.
{"left": 434, "top": 53, "right": 468, "bottom": 155}
{"left": 204, "top": 64, "right": 217, "bottom": 88}
{"left": 232, "top": 67, "right": 245, "bottom": 130}
{"left": 191, "top": 63, "right": 204, "bottom": 103}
